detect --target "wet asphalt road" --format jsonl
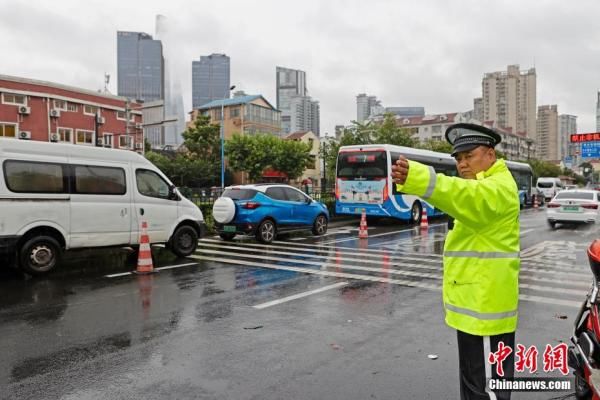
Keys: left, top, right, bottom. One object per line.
{"left": 0, "top": 209, "right": 596, "bottom": 400}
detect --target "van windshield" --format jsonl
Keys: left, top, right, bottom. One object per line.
{"left": 537, "top": 182, "right": 554, "bottom": 188}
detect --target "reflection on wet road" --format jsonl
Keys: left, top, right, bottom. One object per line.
{"left": 0, "top": 212, "right": 592, "bottom": 399}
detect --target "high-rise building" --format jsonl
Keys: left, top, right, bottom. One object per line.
{"left": 117, "top": 31, "right": 164, "bottom": 102}
{"left": 536, "top": 105, "right": 559, "bottom": 161}
{"left": 289, "top": 95, "right": 320, "bottom": 135}
{"left": 559, "top": 114, "right": 578, "bottom": 164}
{"left": 276, "top": 67, "right": 307, "bottom": 133}
{"left": 482, "top": 65, "right": 536, "bottom": 138}
{"left": 473, "top": 98, "right": 483, "bottom": 122}
{"left": 596, "top": 91, "right": 600, "bottom": 132}
{"left": 192, "top": 54, "right": 231, "bottom": 109}
{"left": 335, "top": 125, "right": 345, "bottom": 140}
{"left": 356, "top": 93, "right": 380, "bottom": 122}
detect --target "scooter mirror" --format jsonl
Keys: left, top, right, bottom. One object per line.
{"left": 587, "top": 240, "right": 600, "bottom": 283}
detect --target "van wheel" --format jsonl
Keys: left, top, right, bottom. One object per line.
{"left": 548, "top": 220, "right": 557, "bottom": 229}
{"left": 170, "top": 226, "right": 198, "bottom": 257}
{"left": 410, "top": 202, "right": 422, "bottom": 224}
{"left": 256, "top": 220, "right": 276, "bottom": 244}
{"left": 19, "top": 236, "right": 61, "bottom": 275}
{"left": 219, "top": 233, "right": 236, "bottom": 241}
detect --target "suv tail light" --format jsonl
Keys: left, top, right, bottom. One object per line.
{"left": 242, "top": 201, "right": 261, "bottom": 210}
{"left": 583, "top": 204, "right": 599, "bottom": 210}
{"left": 547, "top": 203, "right": 560, "bottom": 208}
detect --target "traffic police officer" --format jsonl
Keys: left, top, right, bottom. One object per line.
{"left": 392, "top": 123, "right": 520, "bottom": 400}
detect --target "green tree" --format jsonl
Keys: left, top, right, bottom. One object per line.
{"left": 180, "top": 115, "right": 222, "bottom": 185}
{"left": 226, "top": 133, "right": 275, "bottom": 182}
{"left": 373, "top": 113, "right": 417, "bottom": 147}
{"left": 272, "top": 139, "right": 312, "bottom": 181}
{"left": 418, "top": 139, "right": 453, "bottom": 154}
{"left": 527, "top": 159, "right": 562, "bottom": 180}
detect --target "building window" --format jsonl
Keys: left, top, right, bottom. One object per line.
{"left": 230, "top": 107, "right": 240, "bottom": 118}
{"left": 0, "top": 123, "right": 17, "bottom": 138}
{"left": 84, "top": 105, "right": 98, "bottom": 115}
{"left": 116, "top": 111, "right": 135, "bottom": 121}
{"left": 119, "top": 135, "right": 133, "bottom": 149}
{"left": 57, "top": 127, "right": 72, "bottom": 143}
{"left": 67, "top": 103, "right": 78, "bottom": 112}
{"left": 2, "top": 93, "right": 26, "bottom": 106}
{"left": 53, "top": 99, "right": 67, "bottom": 110}
{"left": 76, "top": 129, "right": 94, "bottom": 145}
{"left": 103, "top": 133, "right": 113, "bottom": 148}
{"left": 308, "top": 138, "right": 314, "bottom": 149}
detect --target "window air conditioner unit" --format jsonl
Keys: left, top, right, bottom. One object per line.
{"left": 440, "top": 115, "right": 448, "bottom": 121}
{"left": 49, "top": 109, "right": 61, "bottom": 118}
{"left": 135, "top": 123, "right": 142, "bottom": 129}
{"left": 50, "top": 133, "right": 59, "bottom": 142}
{"left": 96, "top": 115, "right": 106, "bottom": 124}
{"left": 135, "top": 143, "right": 143, "bottom": 150}
{"left": 19, "top": 131, "right": 31, "bottom": 140}
{"left": 18, "top": 106, "right": 31, "bottom": 115}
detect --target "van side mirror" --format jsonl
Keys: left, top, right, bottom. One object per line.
{"left": 168, "top": 185, "right": 179, "bottom": 201}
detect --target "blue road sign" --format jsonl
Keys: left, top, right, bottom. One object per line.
{"left": 581, "top": 142, "right": 600, "bottom": 158}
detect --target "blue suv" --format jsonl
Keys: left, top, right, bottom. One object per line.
{"left": 212, "top": 184, "right": 329, "bottom": 243}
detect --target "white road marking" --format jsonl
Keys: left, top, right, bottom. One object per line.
{"left": 104, "top": 262, "right": 198, "bottom": 278}
{"left": 189, "top": 254, "right": 581, "bottom": 308}
{"left": 318, "top": 223, "right": 447, "bottom": 244}
{"left": 253, "top": 282, "right": 349, "bottom": 309}
{"left": 520, "top": 228, "right": 535, "bottom": 236}
{"left": 200, "top": 239, "right": 586, "bottom": 274}
{"left": 198, "top": 241, "right": 591, "bottom": 282}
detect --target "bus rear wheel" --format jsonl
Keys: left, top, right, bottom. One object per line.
{"left": 411, "top": 202, "right": 422, "bottom": 224}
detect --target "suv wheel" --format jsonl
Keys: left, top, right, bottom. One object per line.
{"left": 312, "top": 215, "right": 328, "bottom": 236}
{"left": 19, "top": 235, "right": 61, "bottom": 275}
{"left": 548, "top": 220, "right": 556, "bottom": 229}
{"left": 170, "top": 225, "right": 198, "bottom": 257}
{"left": 256, "top": 220, "right": 276, "bottom": 244}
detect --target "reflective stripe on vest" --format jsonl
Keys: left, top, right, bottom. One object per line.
{"left": 445, "top": 303, "right": 518, "bottom": 320}
{"left": 444, "top": 251, "right": 520, "bottom": 259}
{"left": 423, "top": 166, "right": 437, "bottom": 199}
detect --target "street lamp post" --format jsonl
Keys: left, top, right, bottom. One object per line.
{"left": 221, "top": 85, "right": 236, "bottom": 190}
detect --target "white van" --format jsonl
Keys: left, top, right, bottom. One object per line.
{"left": 536, "top": 177, "right": 564, "bottom": 201}
{"left": 0, "top": 139, "right": 204, "bottom": 275}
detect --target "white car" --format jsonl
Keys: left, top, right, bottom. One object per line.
{"left": 546, "top": 189, "right": 600, "bottom": 229}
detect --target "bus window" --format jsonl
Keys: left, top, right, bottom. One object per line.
{"left": 337, "top": 151, "right": 387, "bottom": 179}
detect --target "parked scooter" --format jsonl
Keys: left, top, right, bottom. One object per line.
{"left": 568, "top": 239, "right": 600, "bottom": 399}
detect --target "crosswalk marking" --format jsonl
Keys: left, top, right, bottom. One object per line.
{"left": 189, "top": 253, "right": 582, "bottom": 308}
{"left": 197, "top": 242, "right": 590, "bottom": 288}
{"left": 253, "top": 282, "right": 349, "bottom": 309}
{"left": 200, "top": 239, "right": 587, "bottom": 275}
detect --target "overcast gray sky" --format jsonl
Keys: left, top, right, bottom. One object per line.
{"left": 3, "top": 0, "right": 600, "bottom": 135}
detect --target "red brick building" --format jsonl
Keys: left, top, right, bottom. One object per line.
{"left": 0, "top": 75, "right": 143, "bottom": 150}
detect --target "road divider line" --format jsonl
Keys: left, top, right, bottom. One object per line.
{"left": 253, "top": 282, "right": 349, "bottom": 309}
{"left": 104, "top": 262, "right": 198, "bottom": 278}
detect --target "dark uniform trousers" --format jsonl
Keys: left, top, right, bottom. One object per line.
{"left": 457, "top": 330, "right": 515, "bottom": 400}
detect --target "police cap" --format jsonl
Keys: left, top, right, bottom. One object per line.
{"left": 445, "top": 123, "right": 502, "bottom": 157}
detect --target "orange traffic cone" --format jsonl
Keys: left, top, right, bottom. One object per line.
{"left": 135, "top": 221, "right": 155, "bottom": 274}
{"left": 533, "top": 195, "right": 539, "bottom": 209}
{"left": 420, "top": 208, "right": 429, "bottom": 230}
{"left": 359, "top": 209, "right": 369, "bottom": 239}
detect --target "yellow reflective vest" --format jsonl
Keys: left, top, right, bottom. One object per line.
{"left": 396, "top": 159, "right": 520, "bottom": 336}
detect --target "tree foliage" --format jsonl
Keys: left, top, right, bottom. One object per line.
{"left": 145, "top": 115, "right": 225, "bottom": 187}
{"left": 225, "top": 133, "right": 312, "bottom": 182}
{"left": 527, "top": 159, "right": 562, "bottom": 180}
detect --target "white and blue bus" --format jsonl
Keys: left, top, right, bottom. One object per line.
{"left": 335, "top": 144, "right": 533, "bottom": 222}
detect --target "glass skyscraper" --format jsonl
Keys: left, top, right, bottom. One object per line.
{"left": 276, "top": 67, "right": 308, "bottom": 134}
{"left": 192, "top": 54, "right": 231, "bottom": 109}
{"left": 117, "top": 31, "right": 164, "bottom": 102}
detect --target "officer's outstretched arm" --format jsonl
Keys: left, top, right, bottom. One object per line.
{"left": 395, "top": 160, "right": 504, "bottom": 228}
